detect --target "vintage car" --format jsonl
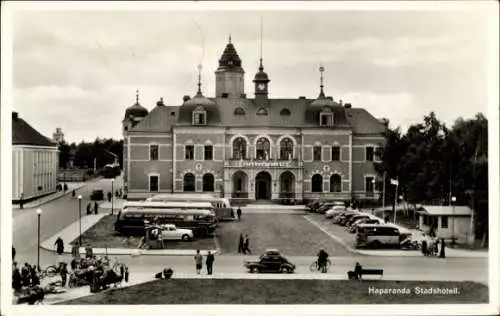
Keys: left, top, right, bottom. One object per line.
{"left": 243, "top": 249, "right": 295, "bottom": 273}
{"left": 150, "top": 224, "right": 194, "bottom": 241}
{"left": 90, "top": 189, "right": 104, "bottom": 201}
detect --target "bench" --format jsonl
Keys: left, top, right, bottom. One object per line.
{"left": 348, "top": 268, "right": 384, "bottom": 280}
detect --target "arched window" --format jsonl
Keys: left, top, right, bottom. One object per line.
{"left": 183, "top": 173, "right": 196, "bottom": 192}
{"left": 256, "top": 107, "right": 268, "bottom": 115}
{"left": 280, "top": 108, "right": 291, "bottom": 116}
{"left": 279, "top": 137, "right": 294, "bottom": 160}
{"left": 234, "top": 107, "right": 245, "bottom": 115}
{"left": 311, "top": 174, "right": 323, "bottom": 193}
{"left": 256, "top": 137, "right": 271, "bottom": 160}
{"left": 202, "top": 173, "right": 214, "bottom": 192}
{"left": 330, "top": 174, "right": 341, "bottom": 192}
{"left": 232, "top": 137, "right": 247, "bottom": 159}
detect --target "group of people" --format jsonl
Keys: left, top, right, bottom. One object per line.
{"left": 421, "top": 236, "right": 446, "bottom": 258}
{"left": 194, "top": 249, "right": 215, "bottom": 275}
{"left": 86, "top": 202, "right": 100, "bottom": 215}
{"left": 238, "top": 233, "right": 251, "bottom": 255}
{"left": 317, "top": 249, "right": 330, "bottom": 273}
{"left": 12, "top": 262, "right": 41, "bottom": 293}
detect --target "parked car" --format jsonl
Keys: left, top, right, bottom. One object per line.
{"left": 348, "top": 218, "right": 382, "bottom": 233}
{"left": 325, "top": 206, "right": 347, "bottom": 218}
{"left": 244, "top": 249, "right": 295, "bottom": 273}
{"left": 317, "top": 203, "right": 339, "bottom": 214}
{"left": 355, "top": 224, "right": 401, "bottom": 249}
{"left": 338, "top": 212, "right": 361, "bottom": 226}
{"left": 333, "top": 211, "right": 357, "bottom": 224}
{"left": 90, "top": 189, "right": 104, "bottom": 201}
{"left": 345, "top": 214, "right": 372, "bottom": 227}
{"left": 158, "top": 224, "right": 194, "bottom": 241}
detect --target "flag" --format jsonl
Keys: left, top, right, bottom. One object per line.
{"left": 390, "top": 178, "right": 399, "bottom": 186}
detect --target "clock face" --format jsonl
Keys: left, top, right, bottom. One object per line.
{"left": 258, "top": 83, "right": 266, "bottom": 91}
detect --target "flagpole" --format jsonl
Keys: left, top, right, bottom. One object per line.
{"left": 393, "top": 180, "right": 398, "bottom": 224}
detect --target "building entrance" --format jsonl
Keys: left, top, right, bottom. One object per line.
{"left": 255, "top": 171, "right": 272, "bottom": 200}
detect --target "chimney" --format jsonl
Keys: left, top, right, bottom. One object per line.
{"left": 299, "top": 96, "right": 306, "bottom": 100}
{"left": 156, "top": 97, "right": 165, "bottom": 107}
{"left": 344, "top": 103, "right": 352, "bottom": 108}
{"left": 183, "top": 95, "right": 191, "bottom": 102}
{"left": 12, "top": 112, "right": 18, "bottom": 120}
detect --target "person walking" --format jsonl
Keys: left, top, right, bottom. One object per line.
{"left": 12, "top": 262, "right": 22, "bottom": 293}
{"left": 236, "top": 207, "right": 242, "bottom": 221}
{"left": 94, "top": 201, "right": 99, "bottom": 215}
{"left": 157, "top": 229, "right": 164, "bottom": 249}
{"left": 238, "top": 233, "right": 244, "bottom": 254}
{"left": 439, "top": 238, "right": 446, "bottom": 258}
{"left": 85, "top": 244, "right": 93, "bottom": 259}
{"left": 72, "top": 190, "right": 76, "bottom": 198}
{"left": 72, "top": 241, "right": 81, "bottom": 263}
{"left": 60, "top": 262, "right": 68, "bottom": 287}
{"left": 194, "top": 249, "right": 203, "bottom": 274}
{"left": 54, "top": 237, "right": 65, "bottom": 264}
{"left": 87, "top": 202, "right": 92, "bottom": 215}
{"left": 206, "top": 251, "right": 215, "bottom": 275}
{"left": 243, "top": 235, "right": 251, "bottom": 255}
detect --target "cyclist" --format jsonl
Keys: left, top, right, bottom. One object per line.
{"left": 317, "top": 249, "right": 329, "bottom": 273}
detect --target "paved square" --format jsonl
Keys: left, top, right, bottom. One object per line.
{"left": 216, "top": 213, "right": 355, "bottom": 256}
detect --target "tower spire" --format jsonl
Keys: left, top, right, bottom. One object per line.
{"left": 259, "top": 16, "right": 263, "bottom": 71}
{"left": 196, "top": 64, "right": 203, "bottom": 96}
{"left": 136, "top": 89, "right": 140, "bottom": 103}
{"left": 319, "top": 64, "right": 325, "bottom": 98}
{"left": 229, "top": 34, "right": 232, "bottom": 43}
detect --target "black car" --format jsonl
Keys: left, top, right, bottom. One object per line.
{"left": 243, "top": 249, "right": 295, "bottom": 273}
{"left": 90, "top": 189, "right": 104, "bottom": 201}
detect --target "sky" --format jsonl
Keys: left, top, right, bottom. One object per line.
{"left": 6, "top": 2, "right": 497, "bottom": 143}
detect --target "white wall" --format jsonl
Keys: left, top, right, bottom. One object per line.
{"left": 419, "top": 214, "right": 473, "bottom": 244}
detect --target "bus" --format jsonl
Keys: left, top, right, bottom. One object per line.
{"left": 115, "top": 202, "right": 217, "bottom": 237}
{"left": 146, "top": 194, "right": 235, "bottom": 221}
{"left": 102, "top": 164, "right": 121, "bottom": 179}
{"left": 123, "top": 201, "right": 216, "bottom": 218}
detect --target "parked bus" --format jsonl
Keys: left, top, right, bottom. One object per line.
{"left": 146, "top": 194, "right": 235, "bottom": 221}
{"left": 102, "top": 164, "right": 121, "bottom": 179}
{"left": 115, "top": 203, "right": 217, "bottom": 237}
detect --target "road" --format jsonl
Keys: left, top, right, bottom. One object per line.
{"left": 12, "top": 176, "right": 489, "bottom": 286}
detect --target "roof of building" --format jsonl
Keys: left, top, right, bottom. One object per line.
{"left": 417, "top": 205, "right": 473, "bottom": 216}
{"left": 12, "top": 112, "right": 57, "bottom": 147}
{"left": 131, "top": 104, "right": 178, "bottom": 132}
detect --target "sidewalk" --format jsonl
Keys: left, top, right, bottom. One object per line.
{"left": 13, "top": 182, "right": 86, "bottom": 210}
{"left": 40, "top": 214, "right": 219, "bottom": 256}
{"left": 303, "top": 215, "right": 488, "bottom": 259}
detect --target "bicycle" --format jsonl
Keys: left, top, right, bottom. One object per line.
{"left": 309, "top": 259, "right": 332, "bottom": 272}
{"left": 40, "top": 265, "right": 60, "bottom": 279}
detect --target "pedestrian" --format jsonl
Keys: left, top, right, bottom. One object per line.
{"left": 12, "top": 262, "right": 22, "bottom": 293}
{"left": 157, "top": 229, "right": 164, "bottom": 249}
{"left": 30, "top": 264, "right": 40, "bottom": 286}
{"left": 236, "top": 207, "right": 242, "bottom": 221}
{"left": 64, "top": 183, "right": 68, "bottom": 192}
{"left": 19, "top": 193, "right": 24, "bottom": 209}
{"left": 238, "top": 233, "right": 244, "bottom": 254}
{"left": 85, "top": 244, "right": 93, "bottom": 259}
{"left": 194, "top": 249, "right": 203, "bottom": 274}
{"left": 243, "top": 234, "right": 251, "bottom": 255}
{"left": 21, "top": 263, "right": 30, "bottom": 286}
{"left": 87, "top": 202, "right": 92, "bottom": 215}
{"left": 421, "top": 240, "right": 428, "bottom": 256}
{"left": 439, "top": 238, "right": 446, "bottom": 258}
{"left": 72, "top": 190, "right": 76, "bottom": 198}
{"left": 94, "top": 201, "right": 99, "bottom": 214}
{"left": 206, "top": 251, "right": 215, "bottom": 275}
{"left": 72, "top": 241, "right": 81, "bottom": 262}
{"left": 60, "top": 262, "right": 68, "bottom": 287}
{"left": 54, "top": 237, "right": 65, "bottom": 264}
{"left": 107, "top": 191, "right": 112, "bottom": 202}
{"left": 124, "top": 266, "right": 129, "bottom": 283}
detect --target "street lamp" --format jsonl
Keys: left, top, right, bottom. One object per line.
{"left": 451, "top": 196, "right": 456, "bottom": 245}
{"left": 111, "top": 178, "right": 115, "bottom": 215}
{"left": 36, "top": 208, "right": 42, "bottom": 268}
{"left": 78, "top": 195, "right": 82, "bottom": 246}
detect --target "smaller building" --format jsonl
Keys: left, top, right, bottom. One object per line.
{"left": 52, "top": 127, "right": 65, "bottom": 144}
{"left": 12, "top": 112, "right": 58, "bottom": 202}
{"left": 417, "top": 205, "right": 475, "bottom": 244}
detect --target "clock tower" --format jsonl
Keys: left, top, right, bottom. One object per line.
{"left": 253, "top": 58, "right": 270, "bottom": 104}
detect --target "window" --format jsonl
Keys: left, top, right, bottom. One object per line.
{"left": 232, "top": 137, "right": 247, "bottom": 159}
{"left": 320, "top": 113, "right": 334, "bottom": 126}
{"left": 330, "top": 174, "right": 341, "bottom": 192}
{"left": 279, "top": 137, "right": 294, "bottom": 160}
{"left": 256, "top": 107, "right": 268, "bottom": 116}
{"left": 149, "top": 175, "right": 159, "bottom": 192}
{"left": 192, "top": 106, "right": 207, "bottom": 125}
{"left": 311, "top": 174, "right": 323, "bottom": 193}
{"left": 256, "top": 137, "right": 271, "bottom": 160}
{"left": 366, "top": 147, "right": 375, "bottom": 161}
{"left": 280, "top": 108, "right": 291, "bottom": 116}
{"left": 202, "top": 174, "right": 214, "bottom": 192}
{"left": 149, "top": 144, "right": 159, "bottom": 161}
{"left": 185, "top": 145, "right": 194, "bottom": 160}
{"left": 331, "top": 146, "right": 340, "bottom": 161}
{"left": 234, "top": 107, "right": 245, "bottom": 115}
{"left": 204, "top": 145, "right": 213, "bottom": 160}
{"left": 183, "top": 173, "right": 196, "bottom": 192}
{"left": 375, "top": 146, "right": 382, "bottom": 161}
{"left": 365, "top": 176, "right": 375, "bottom": 192}
{"left": 313, "top": 146, "right": 322, "bottom": 161}
{"left": 441, "top": 216, "right": 448, "bottom": 228}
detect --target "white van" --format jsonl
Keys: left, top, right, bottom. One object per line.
{"left": 355, "top": 224, "right": 401, "bottom": 249}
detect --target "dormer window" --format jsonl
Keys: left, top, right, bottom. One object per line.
{"left": 319, "top": 110, "right": 334, "bottom": 127}
{"left": 280, "top": 108, "right": 291, "bottom": 116}
{"left": 256, "top": 107, "right": 268, "bottom": 116}
{"left": 234, "top": 107, "right": 245, "bottom": 115}
{"left": 192, "top": 106, "right": 207, "bottom": 125}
